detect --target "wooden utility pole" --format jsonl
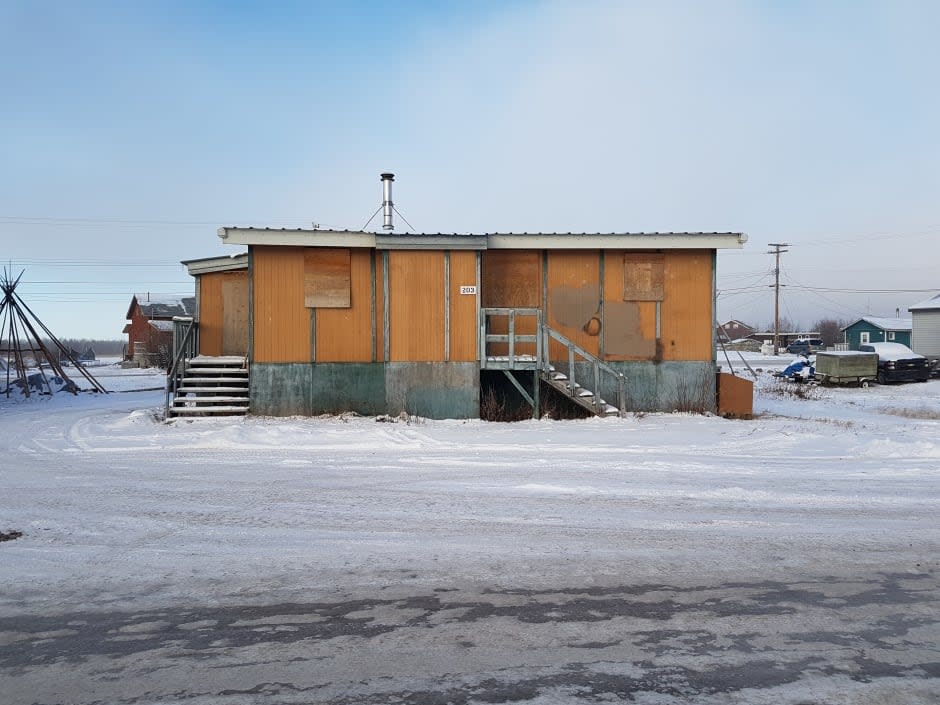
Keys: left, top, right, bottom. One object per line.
{"left": 767, "top": 243, "right": 789, "bottom": 355}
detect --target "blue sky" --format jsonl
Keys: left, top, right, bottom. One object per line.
{"left": 2, "top": 0, "right": 938, "bottom": 339}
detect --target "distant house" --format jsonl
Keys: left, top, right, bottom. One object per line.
{"left": 909, "top": 293, "right": 940, "bottom": 364}
{"left": 716, "top": 319, "right": 755, "bottom": 342}
{"left": 125, "top": 294, "right": 196, "bottom": 366}
{"left": 842, "top": 316, "right": 912, "bottom": 350}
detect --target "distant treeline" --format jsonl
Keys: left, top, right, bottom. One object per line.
{"left": 56, "top": 339, "right": 126, "bottom": 356}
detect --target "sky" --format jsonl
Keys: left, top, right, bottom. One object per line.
{"left": 2, "top": 0, "right": 938, "bottom": 340}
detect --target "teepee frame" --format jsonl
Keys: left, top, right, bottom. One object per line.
{"left": 1, "top": 268, "right": 107, "bottom": 398}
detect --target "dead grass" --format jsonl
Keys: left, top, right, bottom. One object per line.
{"left": 878, "top": 406, "right": 940, "bottom": 420}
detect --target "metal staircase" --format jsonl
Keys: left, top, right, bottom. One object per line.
{"left": 166, "top": 355, "right": 249, "bottom": 418}
{"left": 480, "top": 308, "right": 626, "bottom": 418}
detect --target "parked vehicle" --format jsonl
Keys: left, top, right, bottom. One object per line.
{"left": 814, "top": 351, "right": 877, "bottom": 387}
{"left": 775, "top": 356, "right": 814, "bottom": 382}
{"left": 858, "top": 343, "right": 930, "bottom": 384}
{"left": 786, "top": 338, "right": 825, "bottom": 355}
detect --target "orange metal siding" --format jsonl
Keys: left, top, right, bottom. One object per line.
{"left": 375, "top": 253, "right": 385, "bottom": 362}
{"left": 315, "top": 248, "right": 374, "bottom": 362}
{"left": 253, "top": 246, "right": 310, "bottom": 363}
{"left": 388, "top": 251, "right": 445, "bottom": 362}
{"left": 547, "top": 250, "right": 600, "bottom": 359}
{"left": 481, "top": 251, "right": 541, "bottom": 356}
{"left": 661, "top": 251, "right": 713, "bottom": 360}
{"left": 603, "top": 251, "right": 656, "bottom": 360}
{"left": 449, "top": 251, "right": 478, "bottom": 362}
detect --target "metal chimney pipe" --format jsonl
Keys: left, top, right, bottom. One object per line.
{"left": 380, "top": 172, "right": 395, "bottom": 230}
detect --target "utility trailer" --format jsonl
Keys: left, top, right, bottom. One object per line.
{"left": 814, "top": 351, "right": 877, "bottom": 387}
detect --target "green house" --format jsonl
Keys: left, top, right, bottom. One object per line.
{"left": 842, "top": 316, "right": 912, "bottom": 350}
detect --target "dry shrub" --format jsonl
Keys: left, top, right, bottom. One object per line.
{"left": 879, "top": 406, "right": 940, "bottom": 420}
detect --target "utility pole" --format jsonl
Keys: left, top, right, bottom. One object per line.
{"left": 767, "top": 243, "right": 789, "bottom": 355}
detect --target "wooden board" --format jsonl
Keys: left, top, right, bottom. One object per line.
{"left": 304, "top": 248, "right": 351, "bottom": 308}
{"left": 221, "top": 274, "right": 248, "bottom": 356}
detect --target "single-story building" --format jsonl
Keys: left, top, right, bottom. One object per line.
{"left": 125, "top": 294, "right": 195, "bottom": 367}
{"left": 716, "top": 319, "right": 755, "bottom": 342}
{"left": 170, "top": 226, "right": 748, "bottom": 419}
{"left": 842, "top": 316, "right": 912, "bottom": 350}
{"left": 909, "top": 293, "right": 940, "bottom": 365}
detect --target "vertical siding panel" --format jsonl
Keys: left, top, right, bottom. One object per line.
{"left": 449, "top": 251, "right": 478, "bottom": 362}
{"left": 389, "top": 251, "right": 445, "bottom": 361}
{"left": 481, "top": 250, "right": 541, "bottom": 356}
{"left": 375, "top": 252, "right": 385, "bottom": 362}
{"left": 315, "top": 248, "right": 373, "bottom": 362}
{"left": 546, "top": 250, "right": 600, "bottom": 359}
{"left": 660, "top": 251, "right": 713, "bottom": 360}
{"left": 602, "top": 250, "right": 656, "bottom": 360}
{"left": 253, "top": 246, "right": 309, "bottom": 363}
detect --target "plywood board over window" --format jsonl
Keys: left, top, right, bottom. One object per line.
{"left": 304, "top": 248, "right": 351, "bottom": 308}
{"left": 623, "top": 253, "right": 664, "bottom": 301}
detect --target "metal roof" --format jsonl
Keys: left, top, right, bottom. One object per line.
{"left": 128, "top": 295, "right": 196, "bottom": 320}
{"left": 909, "top": 293, "right": 940, "bottom": 311}
{"left": 217, "top": 227, "right": 747, "bottom": 250}
{"left": 842, "top": 316, "right": 912, "bottom": 332}
{"left": 181, "top": 252, "right": 249, "bottom": 275}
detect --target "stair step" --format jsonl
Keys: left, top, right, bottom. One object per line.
{"left": 176, "top": 386, "right": 249, "bottom": 393}
{"left": 179, "top": 376, "right": 250, "bottom": 384}
{"left": 170, "top": 406, "right": 248, "bottom": 415}
{"left": 183, "top": 367, "right": 248, "bottom": 375}
{"left": 174, "top": 396, "right": 248, "bottom": 404}
{"left": 189, "top": 355, "right": 246, "bottom": 365}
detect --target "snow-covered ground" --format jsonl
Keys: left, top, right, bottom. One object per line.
{"left": 1, "top": 357, "right": 939, "bottom": 704}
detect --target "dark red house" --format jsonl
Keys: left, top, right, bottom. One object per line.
{"left": 124, "top": 294, "right": 195, "bottom": 367}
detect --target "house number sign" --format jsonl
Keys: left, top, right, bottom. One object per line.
{"left": 459, "top": 286, "right": 477, "bottom": 295}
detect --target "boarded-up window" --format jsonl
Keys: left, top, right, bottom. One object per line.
{"left": 304, "top": 248, "right": 351, "bottom": 308}
{"left": 623, "top": 253, "right": 664, "bottom": 301}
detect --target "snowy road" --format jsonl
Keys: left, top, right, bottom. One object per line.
{"left": 1, "top": 369, "right": 939, "bottom": 703}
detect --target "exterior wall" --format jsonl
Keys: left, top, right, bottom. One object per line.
{"left": 126, "top": 304, "right": 172, "bottom": 359}
{"left": 388, "top": 251, "right": 446, "bottom": 361}
{"left": 912, "top": 310, "right": 940, "bottom": 360}
{"left": 585, "top": 360, "right": 717, "bottom": 414}
{"left": 249, "top": 361, "right": 478, "bottom": 419}
{"left": 197, "top": 270, "right": 248, "bottom": 357}
{"left": 845, "top": 322, "right": 911, "bottom": 349}
{"left": 243, "top": 244, "right": 718, "bottom": 418}
{"left": 315, "top": 248, "right": 375, "bottom": 362}
{"left": 253, "top": 247, "right": 309, "bottom": 362}
{"left": 547, "top": 250, "right": 600, "bottom": 359}
{"left": 449, "top": 251, "right": 479, "bottom": 362}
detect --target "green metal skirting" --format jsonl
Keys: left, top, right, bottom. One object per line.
{"left": 250, "top": 362, "right": 478, "bottom": 418}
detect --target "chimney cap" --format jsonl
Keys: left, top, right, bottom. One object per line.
{"left": 380, "top": 172, "right": 395, "bottom": 180}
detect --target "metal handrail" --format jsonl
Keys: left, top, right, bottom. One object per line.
{"left": 480, "top": 307, "right": 627, "bottom": 416}
{"left": 542, "top": 326, "right": 626, "bottom": 417}
{"left": 480, "top": 308, "right": 542, "bottom": 368}
{"left": 164, "top": 318, "right": 198, "bottom": 419}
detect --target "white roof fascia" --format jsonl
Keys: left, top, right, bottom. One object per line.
{"left": 183, "top": 253, "right": 249, "bottom": 276}
{"left": 216, "top": 228, "right": 748, "bottom": 251}
{"left": 375, "top": 234, "right": 487, "bottom": 250}
{"left": 485, "top": 232, "right": 747, "bottom": 250}
{"left": 218, "top": 228, "right": 376, "bottom": 248}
